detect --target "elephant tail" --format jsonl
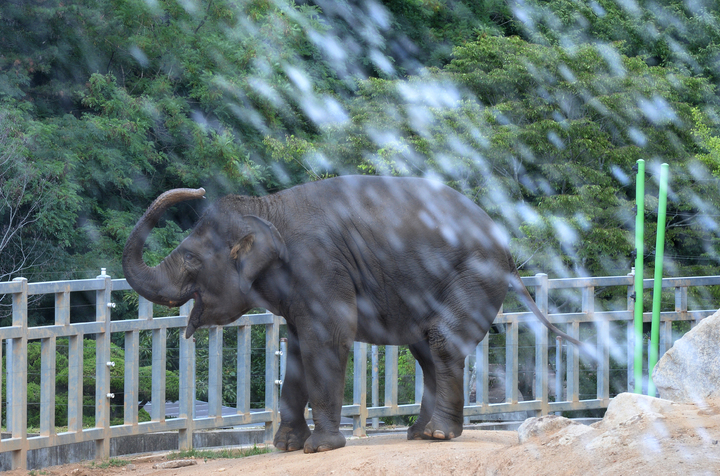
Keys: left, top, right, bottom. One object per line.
{"left": 507, "top": 267, "right": 584, "bottom": 348}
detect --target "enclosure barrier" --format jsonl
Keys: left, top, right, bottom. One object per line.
{"left": 1, "top": 271, "right": 718, "bottom": 469}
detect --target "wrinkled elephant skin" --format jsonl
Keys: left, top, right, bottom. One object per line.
{"left": 122, "top": 175, "right": 579, "bottom": 453}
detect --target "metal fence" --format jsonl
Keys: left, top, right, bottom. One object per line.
{"left": 1, "top": 271, "right": 718, "bottom": 469}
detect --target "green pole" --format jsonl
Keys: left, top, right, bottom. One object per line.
{"left": 633, "top": 159, "right": 645, "bottom": 394}
{"left": 648, "top": 163, "right": 669, "bottom": 396}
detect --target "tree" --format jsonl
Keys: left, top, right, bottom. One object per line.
{"left": 298, "top": 35, "right": 719, "bottom": 284}
{"left": 0, "top": 0, "right": 350, "bottom": 281}
{"left": 512, "top": 0, "right": 720, "bottom": 82}
{"left": 1, "top": 0, "right": 718, "bottom": 325}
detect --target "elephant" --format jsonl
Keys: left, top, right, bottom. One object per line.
{"left": 122, "top": 175, "right": 581, "bottom": 453}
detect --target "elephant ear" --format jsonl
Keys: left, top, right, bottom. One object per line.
{"left": 231, "top": 215, "right": 289, "bottom": 294}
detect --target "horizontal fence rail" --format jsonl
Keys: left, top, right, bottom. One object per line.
{"left": 0, "top": 271, "right": 718, "bottom": 469}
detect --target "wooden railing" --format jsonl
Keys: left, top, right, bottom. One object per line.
{"left": 1, "top": 271, "right": 718, "bottom": 469}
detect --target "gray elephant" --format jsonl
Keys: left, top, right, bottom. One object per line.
{"left": 122, "top": 175, "right": 580, "bottom": 453}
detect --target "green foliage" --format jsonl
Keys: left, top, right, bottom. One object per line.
{"left": 1, "top": 0, "right": 718, "bottom": 290}
{"left": 89, "top": 458, "right": 132, "bottom": 469}
{"left": 168, "top": 445, "right": 271, "bottom": 460}
{"left": 192, "top": 325, "right": 267, "bottom": 408}
{"left": 692, "top": 107, "right": 720, "bottom": 177}
{"left": 516, "top": 0, "right": 720, "bottom": 82}
{"left": 0, "top": 0, "right": 346, "bottom": 284}
{"left": 379, "top": 0, "right": 512, "bottom": 67}
{"left": 311, "top": 34, "right": 719, "bottom": 282}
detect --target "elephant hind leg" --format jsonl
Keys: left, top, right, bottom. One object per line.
{"left": 407, "top": 340, "right": 436, "bottom": 440}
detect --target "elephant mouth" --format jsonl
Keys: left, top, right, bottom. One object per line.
{"left": 185, "top": 291, "right": 205, "bottom": 338}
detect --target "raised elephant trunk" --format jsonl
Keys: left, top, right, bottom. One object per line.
{"left": 122, "top": 188, "right": 206, "bottom": 306}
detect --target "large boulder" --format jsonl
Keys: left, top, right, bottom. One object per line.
{"left": 517, "top": 414, "right": 578, "bottom": 443}
{"left": 653, "top": 309, "right": 720, "bottom": 405}
{"left": 591, "top": 392, "right": 676, "bottom": 431}
{"left": 517, "top": 393, "right": 693, "bottom": 449}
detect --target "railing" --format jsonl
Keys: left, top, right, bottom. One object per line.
{"left": 1, "top": 271, "right": 718, "bottom": 469}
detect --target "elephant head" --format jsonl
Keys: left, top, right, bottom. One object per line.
{"left": 122, "top": 188, "right": 289, "bottom": 338}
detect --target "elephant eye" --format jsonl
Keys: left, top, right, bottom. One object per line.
{"left": 184, "top": 252, "right": 199, "bottom": 265}
{"left": 183, "top": 252, "right": 201, "bottom": 273}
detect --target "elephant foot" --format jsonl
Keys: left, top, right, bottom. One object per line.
{"left": 303, "top": 430, "right": 346, "bottom": 453}
{"left": 407, "top": 420, "right": 432, "bottom": 440}
{"left": 422, "top": 417, "right": 463, "bottom": 440}
{"left": 273, "top": 423, "right": 312, "bottom": 452}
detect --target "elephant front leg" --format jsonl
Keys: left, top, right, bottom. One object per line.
{"left": 299, "top": 329, "right": 352, "bottom": 453}
{"left": 274, "top": 331, "right": 311, "bottom": 451}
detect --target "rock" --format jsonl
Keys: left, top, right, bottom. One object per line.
{"left": 592, "top": 392, "right": 677, "bottom": 431}
{"left": 519, "top": 393, "right": 683, "bottom": 447}
{"left": 152, "top": 459, "right": 198, "bottom": 469}
{"left": 653, "top": 309, "right": 720, "bottom": 405}
{"left": 517, "top": 414, "right": 577, "bottom": 443}
{"left": 550, "top": 422, "right": 595, "bottom": 447}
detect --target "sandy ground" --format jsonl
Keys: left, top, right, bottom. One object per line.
{"left": 7, "top": 399, "right": 720, "bottom": 476}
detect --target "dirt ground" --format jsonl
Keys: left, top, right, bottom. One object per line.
{"left": 7, "top": 397, "right": 720, "bottom": 476}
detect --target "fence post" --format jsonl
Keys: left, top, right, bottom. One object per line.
{"left": 151, "top": 326, "right": 168, "bottom": 422}
{"left": 535, "top": 274, "right": 549, "bottom": 416}
{"left": 178, "top": 300, "right": 196, "bottom": 450}
{"left": 39, "top": 288, "right": 68, "bottom": 441}
{"left": 414, "top": 359, "right": 423, "bottom": 404}
{"left": 567, "top": 320, "right": 580, "bottom": 403}
{"left": 265, "top": 316, "right": 281, "bottom": 443}
{"left": 670, "top": 286, "right": 688, "bottom": 350}
{"left": 40, "top": 291, "right": 70, "bottom": 438}
{"left": 95, "top": 269, "right": 113, "bottom": 461}
{"left": 208, "top": 327, "right": 223, "bottom": 418}
{"left": 589, "top": 287, "right": 610, "bottom": 405}
{"left": 68, "top": 334, "right": 84, "bottom": 433}
{"left": 476, "top": 333, "right": 489, "bottom": 406}
{"left": 237, "top": 326, "right": 251, "bottom": 417}
{"left": 505, "top": 319, "right": 519, "bottom": 405}
{"left": 385, "top": 346, "right": 398, "bottom": 411}
{"left": 463, "top": 355, "right": 470, "bottom": 424}
{"left": 555, "top": 336, "right": 564, "bottom": 407}
{"left": 40, "top": 333, "right": 57, "bottom": 439}
{"left": 3, "top": 340, "right": 7, "bottom": 435}
{"left": 371, "top": 346, "right": 379, "bottom": 429}
{"left": 627, "top": 272, "right": 635, "bottom": 393}
{"left": 124, "top": 328, "right": 139, "bottom": 426}
{"left": 279, "top": 338, "right": 288, "bottom": 395}
{"left": 10, "top": 277, "right": 28, "bottom": 470}
{"left": 353, "top": 341, "right": 367, "bottom": 437}
{"left": 124, "top": 296, "right": 150, "bottom": 425}
{"left": 0, "top": 338, "right": 3, "bottom": 433}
